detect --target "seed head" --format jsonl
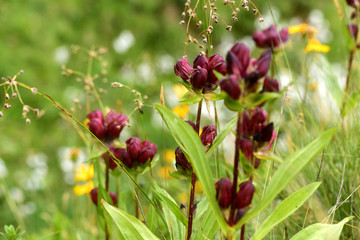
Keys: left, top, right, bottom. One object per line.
{"left": 19, "top": 70, "right": 24, "bottom": 74}
{"left": 259, "top": 17, "right": 264, "bottom": 23}
{"left": 4, "top": 103, "right": 11, "bottom": 109}
{"left": 12, "top": 93, "right": 17, "bottom": 98}
{"left": 23, "top": 105, "right": 30, "bottom": 112}
{"left": 31, "top": 88, "right": 37, "bottom": 95}
{"left": 5, "top": 93, "right": 9, "bottom": 100}
{"left": 180, "top": 20, "right": 185, "bottom": 25}
{"left": 244, "top": 6, "right": 249, "bottom": 11}
{"left": 34, "top": 109, "right": 40, "bottom": 116}
{"left": 0, "top": 111, "right": 3, "bottom": 117}
{"left": 26, "top": 118, "right": 31, "bottom": 125}
{"left": 226, "top": 25, "right": 232, "bottom": 31}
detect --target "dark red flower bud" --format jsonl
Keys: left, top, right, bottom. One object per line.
{"left": 193, "top": 54, "right": 208, "bottom": 69}
{"left": 239, "top": 138, "right": 254, "bottom": 162}
{"left": 249, "top": 108, "right": 268, "bottom": 133}
{"left": 126, "top": 137, "right": 142, "bottom": 161}
{"left": 88, "top": 118, "right": 106, "bottom": 140}
{"left": 240, "top": 111, "right": 250, "bottom": 136}
{"left": 114, "top": 148, "right": 132, "bottom": 168}
{"left": 220, "top": 75, "right": 241, "bottom": 100}
{"left": 227, "top": 43, "right": 251, "bottom": 77}
{"left": 215, "top": 178, "right": 233, "bottom": 209}
{"left": 347, "top": 23, "right": 358, "bottom": 40}
{"left": 252, "top": 31, "right": 267, "bottom": 48}
{"left": 105, "top": 110, "right": 128, "bottom": 140}
{"left": 102, "top": 147, "right": 118, "bottom": 170}
{"left": 253, "top": 25, "right": 288, "bottom": 49}
{"left": 280, "top": 28, "right": 289, "bottom": 43}
{"left": 90, "top": 187, "right": 117, "bottom": 206}
{"left": 207, "top": 54, "right": 227, "bottom": 84}
{"left": 190, "top": 66, "right": 208, "bottom": 90}
{"left": 234, "top": 208, "right": 247, "bottom": 224}
{"left": 236, "top": 181, "right": 255, "bottom": 209}
{"left": 263, "top": 130, "right": 278, "bottom": 151}
{"left": 109, "top": 192, "right": 118, "bottom": 206}
{"left": 200, "top": 125, "right": 217, "bottom": 146}
{"left": 253, "top": 123, "right": 274, "bottom": 144}
{"left": 174, "top": 58, "right": 193, "bottom": 81}
{"left": 346, "top": 0, "right": 360, "bottom": 8}
{"left": 262, "top": 76, "right": 279, "bottom": 93}
{"left": 186, "top": 120, "right": 197, "bottom": 131}
{"left": 87, "top": 110, "right": 104, "bottom": 122}
{"left": 137, "top": 140, "right": 157, "bottom": 164}
{"left": 256, "top": 49, "right": 272, "bottom": 78}
{"left": 175, "top": 147, "right": 192, "bottom": 171}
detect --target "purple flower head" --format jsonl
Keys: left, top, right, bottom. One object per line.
{"left": 253, "top": 123, "right": 274, "bottom": 145}
{"left": 200, "top": 125, "right": 217, "bottom": 147}
{"left": 102, "top": 147, "right": 132, "bottom": 169}
{"left": 220, "top": 74, "right": 241, "bottom": 100}
{"left": 249, "top": 108, "right": 268, "bottom": 134}
{"left": 175, "top": 147, "right": 192, "bottom": 171}
{"left": 137, "top": 140, "right": 157, "bottom": 164}
{"left": 88, "top": 118, "right": 106, "bottom": 140}
{"left": 253, "top": 24, "right": 289, "bottom": 49}
{"left": 215, "top": 178, "right": 233, "bottom": 209}
{"left": 87, "top": 110, "right": 104, "bottom": 122}
{"left": 193, "top": 54, "right": 208, "bottom": 69}
{"left": 347, "top": 23, "right": 358, "bottom": 40}
{"left": 262, "top": 76, "right": 280, "bottom": 93}
{"left": 90, "top": 187, "right": 118, "bottom": 206}
{"left": 239, "top": 138, "right": 254, "bottom": 162}
{"left": 105, "top": 110, "right": 129, "bottom": 140}
{"left": 174, "top": 58, "right": 193, "bottom": 81}
{"left": 346, "top": 0, "right": 360, "bottom": 8}
{"left": 236, "top": 181, "right": 255, "bottom": 209}
{"left": 126, "top": 137, "right": 142, "bottom": 162}
{"left": 207, "top": 54, "right": 227, "bottom": 84}
{"left": 227, "top": 43, "right": 251, "bottom": 78}
{"left": 190, "top": 66, "right": 208, "bottom": 90}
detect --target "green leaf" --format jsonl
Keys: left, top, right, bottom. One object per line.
{"left": 206, "top": 116, "right": 238, "bottom": 157}
{"left": 179, "top": 91, "right": 203, "bottom": 104}
{"left": 152, "top": 182, "right": 188, "bottom": 227}
{"left": 102, "top": 200, "right": 160, "bottom": 240}
{"left": 193, "top": 198, "right": 219, "bottom": 240}
{"left": 204, "top": 92, "right": 225, "bottom": 102}
{"left": 234, "top": 128, "right": 336, "bottom": 230}
{"left": 244, "top": 92, "right": 281, "bottom": 107}
{"left": 155, "top": 104, "right": 230, "bottom": 234}
{"left": 342, "top": 89, "right": 360, "bottom": 116}
{"left": 290, "top": 217, "right": 353, "bottom": 240}
{"left": 251, "top": 182, "right": 321, "bottom": 240}
{"left": 254, "top": 152, "right": 283, "bottom": 164}
{"left": 224, "top": 95, "right": 244, "bottom": 112}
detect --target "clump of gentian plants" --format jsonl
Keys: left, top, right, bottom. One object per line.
{"left": 0, "top": 1, "right": 354, "bottom": 239}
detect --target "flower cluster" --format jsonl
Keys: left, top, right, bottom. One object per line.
{"left": 215, "top": 178, "right": 255, "bottom": 224}
{"left": 239, "top": 109, "right": 277, "bottom": 168}
{"left": 175, "top": 121, "right": 217, "bottom": 173}
{"left": 87, "top": 110, "right": 128, "bottom": 142}
{"left": 252, "top": 24, "right": 288, "bottom": 49}
{"left": 102, "top": 137, "right": 158, "bottom": 169}
{"left": 90, "top": 187, "right": 118, "bottom": 206}
{"left": 174, "top": 54, "right": 227, "bottom": 92}
{"left": 220, "top": 42, "right": 278, "bottom": 100}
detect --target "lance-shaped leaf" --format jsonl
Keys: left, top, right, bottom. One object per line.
{"left": 234, "top": 128, "right": 336, "bottom": 230}
{"left": 290, "top": 216, "right": 353, "bottom": 240}
{"left": 155, "top": 104, "right": 230, "bottom": 234}
{"left": 251, "top": 182, "right": 321, "bottom": 240}
{"left": 102, "top": 200, "right": 160, "bottom": 240}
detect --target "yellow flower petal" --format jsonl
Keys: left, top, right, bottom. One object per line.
{"left": 163, "top": 149, "right": 175, "bottom": 164}
{"left": 288, "top": 23, "right": 309, "bottom": 34}
{"left": 178, "top": 192, "right": 188, "bottom": 204}
{"left": 157, "top": 166, "right": 171, "bottom": 179}
{"left": 172, "top": 103, "right": 189, "bottom": 119}
{"left": 305, "top": 38, "right": 330, "bottom": 53}
{"left": 173, "top": 84, "right": 188, "bottom": 99}
{"left": 73, "top": 181, "right": 94, "bottom": 195}
{"left": 195, "top": 181, "right": 203, "bottom": 193}
{"left": 75, "top": 164, "right": 94, "bottom": 182}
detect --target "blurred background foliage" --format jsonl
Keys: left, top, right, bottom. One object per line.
{"left": 0, "top": 0, "right": 359, "bottom": 239}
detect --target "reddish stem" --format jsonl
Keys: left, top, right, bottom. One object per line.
{"left": 228, "top": 112, "right": 242, "bottom": 226}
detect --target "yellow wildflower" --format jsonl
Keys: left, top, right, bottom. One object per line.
{"left": 157, "top": 166, "right": 172, "bottom": 179}
{"left": 288, "top": 23, "right": 317, "bottom": 36}
{"left": 172, "top": 103, "right": 189, "bottom": 119}
{"left": 305, "top": 38, "right": 330, "bottom": 53}
{"left": 73, "top": 181, "right": 94, "bottom": 195}
{"left": 163, "top": 149, "right": 175, "bottom": 164}
{"left": 178, "top": 192, "right": 188, "bottom": 203}
{"left": 73, "top": 164, "right": 94, "bottom": 195}
{"left": 75, "top": 164, "right": 94, "bottom": 181}
{"left": 173, "top": 84, "right": 188, "bottom": 99}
